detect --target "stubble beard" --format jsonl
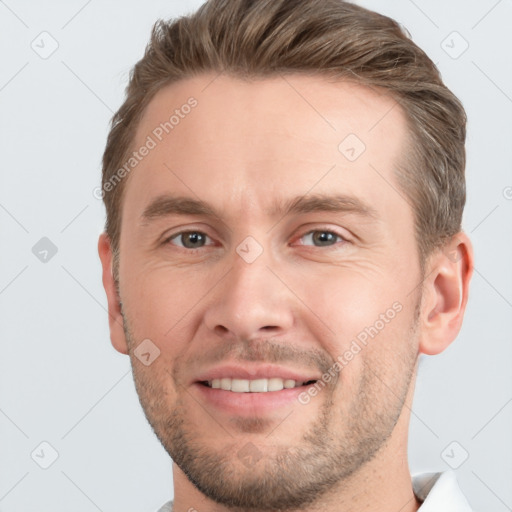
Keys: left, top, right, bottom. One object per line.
{"left": 123, "top": 310, "right": 419, "bottom": 511}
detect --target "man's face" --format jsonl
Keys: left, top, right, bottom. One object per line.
{"left": 113, "top": 74, "right": 423, "bottom": 509}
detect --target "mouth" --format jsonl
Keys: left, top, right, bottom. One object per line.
{"left": 199, "top": 377, "right": 318, "bottom": 393}
{"left": 192, "top": 365, "right": 321, "bottom": 415}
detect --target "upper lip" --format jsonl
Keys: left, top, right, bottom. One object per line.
{"left": 193, "top": 363, "right": 320, "bottom": 384}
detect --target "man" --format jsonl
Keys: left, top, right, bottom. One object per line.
{"left": 98, "top": 0, "right": 474, "bottom": 510}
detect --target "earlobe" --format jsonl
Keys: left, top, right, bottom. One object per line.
{"left": 418, "top": 232, "right": 474, "bottom": 356}
{"left": 98, "top": 233, "right": 129, "bottom": 355}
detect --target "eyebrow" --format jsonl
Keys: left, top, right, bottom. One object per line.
{"left": 140, "top": 193, "right": 379, "bottom": 223}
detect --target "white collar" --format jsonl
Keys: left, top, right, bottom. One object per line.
{"left": 413, "top": 471, "right": 473, "bottom": 511}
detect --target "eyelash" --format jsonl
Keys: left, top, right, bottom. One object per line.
{"left": 164, "top": 228, "right": 349, "bottom": 251}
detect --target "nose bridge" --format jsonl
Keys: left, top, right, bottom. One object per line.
{"left": 204, "top": 240, "right": 294, "bottom": 339}
{"left": 230, "top": 248, "right": 272, "bottom": 303}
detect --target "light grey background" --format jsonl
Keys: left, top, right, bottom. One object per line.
{"left": 0, "top": 1, "right": 511, "bottom": 511}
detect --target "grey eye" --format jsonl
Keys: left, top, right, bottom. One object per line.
{"left": 170, "top": 232, "right": 210, "bottom": 249}
{"left": 301, "top": 231, "right": 342, "bottom": 247}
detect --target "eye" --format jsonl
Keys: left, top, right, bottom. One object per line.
{"left": 299, "top": 230, "right": 346, "bottom": 247}
{"left": 167, "top": 231, "right": 213, "bottom": 249}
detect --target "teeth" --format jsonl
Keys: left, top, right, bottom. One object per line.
{"left": 267, "top": 378, "right": 284, "bottom": 391}
{"left": 206, "top": 377, "right": 306, "bottom": 393}
{"left": 249, "top": 379, "right": 267, "bottom": 392}
{"left": 231, "top": 378, "right": 250, "bottom": 392}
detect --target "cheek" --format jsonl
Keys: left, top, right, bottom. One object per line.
{"left": 122, "top": 264, "right": 204, "bottom": 340}
{"left": 296, "top": 264, "right": 403, "bottom": 333}
{"left": 290, "top": 262, "right": 418, "bottom": 376}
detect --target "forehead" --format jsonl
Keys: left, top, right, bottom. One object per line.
{"left": 136, "top": 73, "right": 406, "bottom": 153}
{"left": 124, "top": 73, "right": 411, "bottom": 224}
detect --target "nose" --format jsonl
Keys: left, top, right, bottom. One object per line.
{"left": 203, "top": 248, "right": 295, "bottom": 341}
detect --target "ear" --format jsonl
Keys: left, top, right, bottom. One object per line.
{"left": 418, "top": 232, "right": 474, "bottom": 355}
{"left": 98, "top": 233, "right": 129, "bottom": 355}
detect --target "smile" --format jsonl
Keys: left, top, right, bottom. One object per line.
{"left": 201, "top": 377, "right": 317, "bottom": 393}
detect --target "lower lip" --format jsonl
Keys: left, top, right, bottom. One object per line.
{"left": 193, "top": 382, "right": 314, "bottom": 415}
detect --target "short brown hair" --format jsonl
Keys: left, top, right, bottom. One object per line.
{"left": 101, "top": 0, "right": 466, "bottom": 267}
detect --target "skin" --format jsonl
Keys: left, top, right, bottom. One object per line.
{"left": 99, "top": 73, "right": 473, "bottom": 512}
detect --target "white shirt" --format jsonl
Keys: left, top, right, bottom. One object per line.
{"left": 412, "top": 471, "right": 473, "bottom": 511}
{"left": 157, "top": 470, "right": 473, "bottom": 511}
